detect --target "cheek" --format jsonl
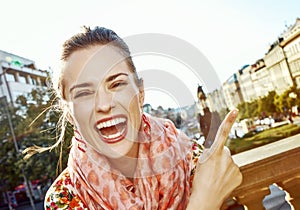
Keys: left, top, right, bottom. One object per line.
{"left": 128, "top": 95, "right": 142, "bottom": 128}
{"left": 129, "top": 95, "right": 142, "bottom": 112}
{"left": 114, "top": 87, "right": 140, "bottom": 109}
{"left": 114, "top": 89, "right": 142, "bottom": 126}
{"left": 72, "top": 102, "right": 93, "bottom": 125}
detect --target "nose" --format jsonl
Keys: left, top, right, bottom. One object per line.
{"left": 95, "top": 88, "right": 115, "bottom": 113}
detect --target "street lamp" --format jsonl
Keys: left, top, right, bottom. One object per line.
{"left": 0, "top": 70, "right": 36, "bottom": 210}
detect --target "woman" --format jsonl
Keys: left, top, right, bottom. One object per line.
{"left": 43, "top": 26, "right": 242, "bottom": 209}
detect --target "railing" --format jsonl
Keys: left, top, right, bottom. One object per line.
{"left": 224, "top": 134, "right": 300, "bottom": 209}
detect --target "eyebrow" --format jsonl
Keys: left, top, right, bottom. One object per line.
{"left": 69, "top": 73, "right": 129, "bottom": 93}
{"left": 69, "top": 83, "right": 92, "bottom": 93}
{"left": 105, "top": 72, "right": 129, "bottom": 82}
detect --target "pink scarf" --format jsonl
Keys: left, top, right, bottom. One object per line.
{"left": 68, "top": 114, "right": 193, "bottom": 210}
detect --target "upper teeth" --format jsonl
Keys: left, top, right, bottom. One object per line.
{"left": 97, "top": 118, "right": 126, "bottom": 129}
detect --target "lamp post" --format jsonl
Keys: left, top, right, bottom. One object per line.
{"left": 0, "top": 69, "right": 36, "bottom": 210}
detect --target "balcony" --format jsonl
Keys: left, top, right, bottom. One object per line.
{"left": 1, "top": 61, "right": 47, "bottom": 77}
{"left": 223, "top": 134, "right": 300, "bottom": 209}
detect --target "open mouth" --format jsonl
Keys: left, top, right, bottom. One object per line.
{"left": 95, "top": 115, "right": 127, "bottom": 144}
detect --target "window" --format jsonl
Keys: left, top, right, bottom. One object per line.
{"left": 295, "top": 45, "right": 298, "bottom": 54}
{"left": 29, "top": 76, "right": 37, "bottom": 85}
{"left": 5, "top": 73, "right": 16, "bottom": 82}
{"left": 18, "top": 74, "right": 27, "bottom": 84}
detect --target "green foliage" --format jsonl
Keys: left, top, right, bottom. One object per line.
{"left": 227, "top": 87, "right": 300, "bottom": 155}
{"left": 0, "top": 140, "right": 22, "bottom": 191}
{"left": 237, "top": 88, "right": 299, "bottom": 120}
{"left": 0, "top": 87, "right": 72, "bottom": 192}
{"left": 237, "top": 101, "right": 258, "bottom": 120}
{"left": 276, "top": 86, "right": 300, "bottom": 113}
{"left": 218, "top": 107, "right": 230, "bottom": 121}
{"left": 228, "top": 124, "right": 300, "bottom": 154}
{"left": 257, "top": 91, "right": 278, "bottom": 116}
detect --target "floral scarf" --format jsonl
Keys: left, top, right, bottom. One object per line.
{"left": 68, "top": 114, "right": 193, "bottom": 210}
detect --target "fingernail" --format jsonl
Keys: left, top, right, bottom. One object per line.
{"left": 232, "top": 108, "right": 239, "bottom": 116}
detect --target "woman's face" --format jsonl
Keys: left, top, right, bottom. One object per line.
{"left": 62, "top": 45, "right": 144, "bottom": 159}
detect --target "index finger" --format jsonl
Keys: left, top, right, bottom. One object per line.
{"left": 209, "top": 109, "right": 238, "bottom": 154}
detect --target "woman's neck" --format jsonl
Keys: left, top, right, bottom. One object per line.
{"left": 108, "top": 142, "right": 139, "bottom": 180}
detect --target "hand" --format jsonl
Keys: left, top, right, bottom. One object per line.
{"left": 187, "top": 109, "right": 242, "bottom": 210}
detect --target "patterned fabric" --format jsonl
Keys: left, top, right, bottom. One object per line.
{"left": 45, "top": 170, "right": 87, "bottom": 210}
{"left": 46, "top": 114, "right": 195, "bottom": 209}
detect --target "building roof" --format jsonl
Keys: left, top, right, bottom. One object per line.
{"left": 0, "top": 49, "right": 35, "bottom": 67}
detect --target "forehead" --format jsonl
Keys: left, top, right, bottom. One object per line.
{"left": 62, "top": 45, "right": 129, "bottom": 87}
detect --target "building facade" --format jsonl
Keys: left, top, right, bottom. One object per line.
{"left": 0, "top": 50, "right": 48, "bottom": 105}
{"left": 238, "top": 65, "right": 257, "bottom": 102}
{"left": 263, "top": 42, "right": 293, "bottom": 94}
{"left": 281, "top": 18, "right": 300, "bottom": 88}
{"left": 207, "top": 88, "right": 227, "bottom": 112}
{"left": 222, "top": 73, "right": 243, "bottom": 110}
{"left": 250, "top": 59, "right": 274, "bottom": 98}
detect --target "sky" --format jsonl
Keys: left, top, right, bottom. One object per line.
{"left": 0, "top": 0, "right": 299, "bottom": 109}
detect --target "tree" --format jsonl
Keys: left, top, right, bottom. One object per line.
{"left": 0, "top": 97, "right": 24, "bottom": 191}
{"left": 237, "top": 101, "right": 257, "bottom": 120}
{"left": 257, "top": 91, "right": 277, "bottom": 117}
{"left": 236, "top": 86, "right": 300, "bottom": 123}
{"left": 274, "top": 87, "right": 300, "bottom": 115}
{"left": 218, "top": 108, "right": 230, "bottom": 121}
{"left": 0, "top": 87, "right": 72, "bottom": 193}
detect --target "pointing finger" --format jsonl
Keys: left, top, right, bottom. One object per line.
{"left": 209, "top": 109, "right": 238, "bottom": 154}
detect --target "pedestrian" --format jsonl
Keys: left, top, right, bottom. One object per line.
{"left": 26, "top": 26, "right": 242, "bottom": 209}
